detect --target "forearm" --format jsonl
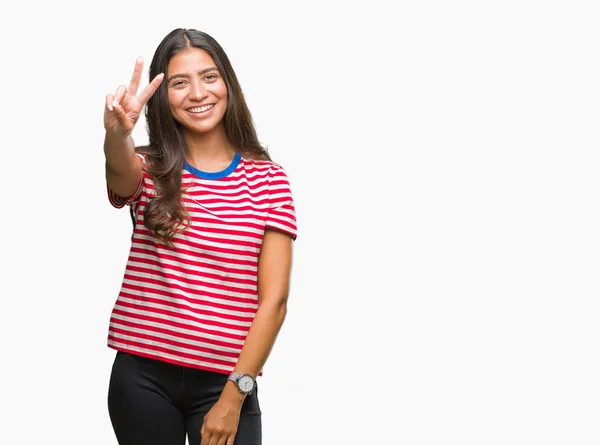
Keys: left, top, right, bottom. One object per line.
{"left": 237, "top": 299, "right": 287, "bottom": 377}
{"left": 220, "top": 299, "right": 287, "bottom": 402}
{"left": 104, "top": 131, "right": 141, "bottom": 197}
{"left": 219, "top": 229, "right": 293, "bottom": 404}
{"left": 104, "top": 131, "right": 137, "bottom": 176}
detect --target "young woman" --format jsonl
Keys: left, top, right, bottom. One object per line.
{"left": 103, "top": 28, "right": 297, "bottom": 445}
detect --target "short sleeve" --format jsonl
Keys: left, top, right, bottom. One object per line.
{"left": 106, "top": 153, "right": 146, "bottom": 209}
{"left": 266, "top": 165, "right": 297, "bottom": 240}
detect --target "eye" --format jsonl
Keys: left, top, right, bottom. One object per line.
{"left": 171, "top": 80, "right": 187, "bottom": 88}
{"left": 205, "top": 73, "right": 219, "bottom": 81}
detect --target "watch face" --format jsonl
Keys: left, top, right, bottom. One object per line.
{"left": 238, "top": 375, "right": 254, "bottom": 392}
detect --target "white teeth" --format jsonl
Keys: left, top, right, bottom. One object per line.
{"left": 189, "top": 104, "right": 214, "bottom": 113}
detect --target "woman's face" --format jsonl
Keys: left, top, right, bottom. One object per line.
{"left": 166, "top": 47, "right": 228, "bottom": 135}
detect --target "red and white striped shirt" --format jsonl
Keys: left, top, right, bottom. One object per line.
{"left": 106, "top": 152, "right": 297, "bottom": 374}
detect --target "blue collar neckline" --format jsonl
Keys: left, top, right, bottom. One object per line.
{"left": 183, "top": 152, "right": 241, "bottom": 180}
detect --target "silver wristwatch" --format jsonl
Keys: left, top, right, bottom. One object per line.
{"left": 228, "top": 371, "right": 255, "bottom": 394}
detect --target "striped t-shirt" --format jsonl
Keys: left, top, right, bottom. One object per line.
{"left": 106, "top": 152, "right": 297, "bottom": 374}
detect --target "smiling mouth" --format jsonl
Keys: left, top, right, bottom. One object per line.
{"left": 187, "top": 104, "right": 215, "bottom": 113}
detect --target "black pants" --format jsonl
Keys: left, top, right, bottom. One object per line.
{"left": 108, "top": 351, "right": 262, "bottom": 445}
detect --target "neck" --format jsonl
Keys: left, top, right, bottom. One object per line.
{"left": 184, "top": 125, "right": 237, "bottom": 170}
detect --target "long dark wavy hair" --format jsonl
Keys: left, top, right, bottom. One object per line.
{"left": 136, "top": 28, "right": 271, "bottom": 247}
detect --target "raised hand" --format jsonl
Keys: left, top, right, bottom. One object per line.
{"left": 104, "top": 57, "right": 164, "bottom": 137}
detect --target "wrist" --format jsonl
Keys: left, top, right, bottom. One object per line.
{"left": 220, "top": 380, "right": 247, "bottom": 404}
{"left": 104, "top": 129, "right": 133, "bottom": 145}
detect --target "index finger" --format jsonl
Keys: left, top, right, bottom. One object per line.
{"left": 128, "top": 57, "right": 144, "bottom": 96}
{"left": 137, "top": 72, "right": 165, "bottom": 105}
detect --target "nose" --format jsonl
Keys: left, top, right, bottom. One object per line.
{"left": 189, "top": 81, "right": 208, "bottom": 101}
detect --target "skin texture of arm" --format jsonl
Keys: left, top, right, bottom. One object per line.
{"left": 200, "top": 228, "right": 294, "bottom": 445}
{"left": 104, "top": 132, "right": 143, "bottom": 198}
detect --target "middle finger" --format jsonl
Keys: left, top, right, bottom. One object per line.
{"left": 207, "top": 435, "right": 221, "bottom": 445}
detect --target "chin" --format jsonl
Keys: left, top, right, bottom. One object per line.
{"left": 190, "top": 123, "right": 220, "bottom": 134}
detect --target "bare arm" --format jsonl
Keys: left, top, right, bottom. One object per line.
{"left": 225, "top": 228, "right": 294, "bottom": 395}
{"left": 104, "top": 132, "right": 142, "bottom": 198}
{"left": 199, "top": 229, "right": 294, "bottom": 445}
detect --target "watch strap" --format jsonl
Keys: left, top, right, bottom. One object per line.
{"left": 228, "top": 371, "right": 241, "bottom": 383}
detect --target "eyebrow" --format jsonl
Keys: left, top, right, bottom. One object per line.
{"left": 167, "top": 67, "right": 219, "bottom": 82}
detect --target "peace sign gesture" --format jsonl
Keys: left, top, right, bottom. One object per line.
{"left": 104, "top": 57, "right": 164, "bottom": 138}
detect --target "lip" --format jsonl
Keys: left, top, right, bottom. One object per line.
{"left": 185, "top": 103, "right": 216, "bottom": 118}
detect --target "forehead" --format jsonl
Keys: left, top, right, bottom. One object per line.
{"left": 167, "top": 48, "right": 217, "bottom": 74}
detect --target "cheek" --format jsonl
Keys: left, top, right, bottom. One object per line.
{"left": 214, "top": 81, "right": 228, "bottom": 102}
{"left": 219, "top": 88, "right": 228, "bottom": 111}
{"left": 167, "top": 90, "right": 182, "bottom": 109}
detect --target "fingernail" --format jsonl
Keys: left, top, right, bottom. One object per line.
{"left": 112, "top": 100, "right": 118, "bottom": 107}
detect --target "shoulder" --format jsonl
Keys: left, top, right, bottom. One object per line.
{"left": 241, "top": 158, "right": 294, "bottom": 204}
{"left": 241, "top": 156, "right": 289, "bottom": 179}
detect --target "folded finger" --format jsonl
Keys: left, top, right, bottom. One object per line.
{"left": 207, "top": 435, "right": 221, "bottom": 445}
{"left": 200, "top": 424, "right": 209, "bottom": 445}
{"left": 105, "top": 94, "right": 114, "bottom": 111}
{"left": 112, "top": 103, "right": 131, "bottom": 129}
{"left": 112, "top": 85, "right": 127, "bottom": 108}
